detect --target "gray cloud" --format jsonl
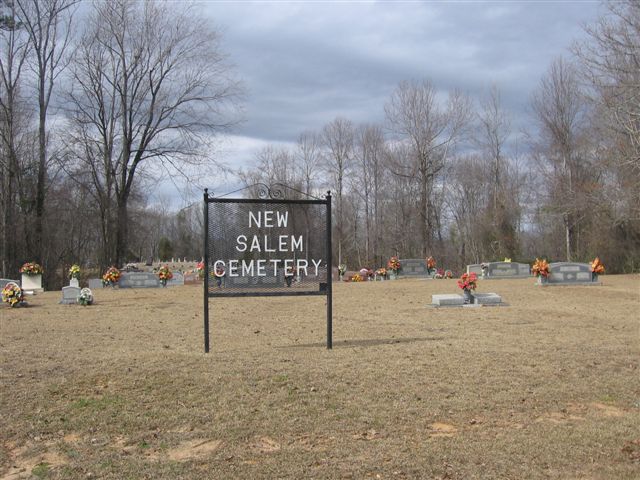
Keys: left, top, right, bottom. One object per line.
{"left": 201, "top": 1, "right": 604, "bottom": 151}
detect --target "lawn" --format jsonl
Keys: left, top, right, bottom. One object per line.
{"left": 1, "top": 275, "right": 639, "bottom": 479}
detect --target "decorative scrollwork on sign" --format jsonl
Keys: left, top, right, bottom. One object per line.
{"left": 256, "top": 183, "right": 270, "bottom": 199}
{"left": 269, "top": 184, "right": 285, "bottom": 199}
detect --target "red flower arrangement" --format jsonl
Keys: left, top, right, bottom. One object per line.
{"left": 457, "top": 272, "right": 478, "bottom": 290}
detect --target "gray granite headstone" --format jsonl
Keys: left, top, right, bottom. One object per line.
{"left": 165, "top": 272, "right": 184, "bottom": 287}
{"left": 473, "top": 293, "right": 503, "bottom": 305}
{"left": 88, "top": 278, "right": 104, "bottom": 289}
{"left": 398, "top": 259, "right": 432, "bottom": 277}
{"left": 431, "top": 294, "right": 465, "bottom": 306}
{"left": 60, "top": 286, "right": 81, "bottom": 304}
{"left": 0, "top": 278, "right": 20, "bottom": 289}
{"left": 119, "top": 272, "right": 160, "bottom": 288}
{"left": 545, "top": 262, "right": 598, "bottom": 285}
{"left": 466, "top": 264, "right": 483, "bottom": 275}
{"left": 485, "top": 262, "right": 530, "bottom": 279}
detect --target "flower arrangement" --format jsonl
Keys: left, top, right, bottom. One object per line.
{"left": 376, "top": 267, "right": 387, "bottom": 277}
{"left": 69, "top": 264, "right": 81, "bottom": 279}
{"left": 350, "top": 273, "right": 363, "bottom": 282}
{"left": 434, "top": 268, "right": 444, "bottom": 279}
{"left": 457, "top": 272, "right": 478, "bottom": 291}
{"left": 158, "top": 265, "right": 173, "bottom": 286}
{"left": 196, "top": 261, "right": 205, "bottom": 279}
{"left": 590, "top": 257, "right": 605, "bottom": 274}
{"left": 387, "top": 256, "right": 401, "bottom": 272}
{"left": 426, "top": 256, "right": 436, "bottom": 270}
{"left": 504, "top": 258, "right": 512, "bottom": 263}
{"left": 102, "top": 266, "right": 121, "bottom": 286}
{"left": 444, "top": 270, "right": 453, "bottom": 279}
{"left": 19, "top": 262, "right": 43, "bottom": 276}
{"left": 2, "top": 282, "right": 24, "bottom": 307}
{"left": 338, "top": 264, "right": 347, "bottom": 277}
{"left": 531, "top": 258, "right": 550, "bottom": 277}
{"left": 78, "top": 288, "right": 93, "bottom": 306}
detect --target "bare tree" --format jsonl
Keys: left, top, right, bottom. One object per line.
{"left": 65, "top": 0, "right": 241, "bottom": 267}
{"left": 353, "top": 124, "right": 386, "bottom": 264}
{"left": 15, "top": 0, "right": 76, "bottom": 263}
{"left": 295, "top": 131, "right": 323, "bottom": 196}
{"left": 322, "top": 117, "right": 354, "bottom": 266}
{"left": 531, "top": 57, "right": 592, "bottom": 261}
{"left": 385, "top": 80, "right": 471, "bottom": 256}
{"left": 0, "top": 0, "right": 31, "bottom": 276}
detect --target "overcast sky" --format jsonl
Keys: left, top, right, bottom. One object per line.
{"left": 164, "top": 0, "right": 605, "bottom": 206}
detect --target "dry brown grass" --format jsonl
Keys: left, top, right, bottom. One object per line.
{"left": 1, "top": 275, "right": 639, "bottom": 479}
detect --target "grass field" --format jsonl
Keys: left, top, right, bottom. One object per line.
{"left": 1, "top": 275, "right": 639, "bottom": 479}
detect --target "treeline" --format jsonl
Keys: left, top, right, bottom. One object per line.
{"left": 0, "top": 0, "right": 237, "bottom": 287}
{"left": 239, "top": 2, "right": 640, "bottom": 274}
{"left": 1, "top": 1, "right": 639, "bottom": 290}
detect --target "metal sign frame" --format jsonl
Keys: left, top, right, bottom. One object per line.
{"left": 203, "top": 185, "right": 333, "bottom": 352}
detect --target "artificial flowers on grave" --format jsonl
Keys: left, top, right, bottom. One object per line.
{"left": 531, "top": 258, "right": 550, "bottom": 277}
{"left": 196, "top": 261, "right": 205, "bottom": 279}
{"left": 387, "top": 256, "right": 401, "bottom": 272}
{"left": 338, "top": 264, "right": 347, "bottom": 277}
{"left": 457, "top": 272, "right": 478, "bottom": 291}
{"left": 375, "top": 267, "right": 387, "bottom": 278}
{"left": 158, "top": 265, "right": 173, "bottom": 286}
{"left": 590, "top": 257, "right": 605, "bottom": 274}
{"left": 2, "top": 282, "right": 24, "bottom": 307}
{"left": 19, "top": 262, "right": 43, "bottom": 275}
{"left": 426, "top": 256, "right": 436, "bottom": 271}
{"left": 102, "top": 266, "right": 121, "bottom": 287}
{"left": 78, "top": 288, "right": 93, "bottom": 306}
{"left": 69, "top": 264, "right": 81, "bottom": 279}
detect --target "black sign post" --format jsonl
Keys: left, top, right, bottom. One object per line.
{"left": 203, "top": 185, "right": 332, "bottom": 352}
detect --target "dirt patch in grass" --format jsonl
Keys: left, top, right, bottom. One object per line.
{"left": 1, "top": 274, "right": 639, "bottom": 479}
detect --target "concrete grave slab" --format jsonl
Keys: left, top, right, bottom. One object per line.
{"left": 431, "top": 294, "right": 464, "bottom": 306}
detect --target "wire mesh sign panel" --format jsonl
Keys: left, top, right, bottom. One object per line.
{"left": 203, "top": 186, "right": 333, "bottom": 352}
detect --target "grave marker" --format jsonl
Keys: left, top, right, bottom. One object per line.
{"left": 119, "top": 272, "right": 160, "bottom": 288}
{"left": 166, "top": 272, "right": 185, "bottom": 287}
{"left": 88, "top": 278, "right": 104, "bottom": 289}
{"left": 60, "top": 286, "right": 81, "bottom": 304}
{"left": 398, "top": 259, "right": 433, "bottom": 277}
{"left": 544, "top": 262, "right": 600, "bottom": 285}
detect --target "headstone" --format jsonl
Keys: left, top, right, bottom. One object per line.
{"left": 398, "top": 259, "right": 433, "bottom": 277}
{"left": 467, "top": 262, "right": 529, "bottom": 278}
{"left": 431, "top": 294, "right": 465, "bottom": 306}
{"left": 473, "top": 293, "right": 503, "bottom": 305}
{"left": 119, "top": 272, "right": 160, "bottom": 288}
{"left": 166, "top": 272, "right": 184, "bottom": 287}
{"left": 544, "top": 262, "right": 599, "bottom": 285}
{"left": 184, "top": 272, "right": 200, "bottom": 285}
{"left": 60, "top": 286, "right": 81, "bottom": 304}
{"left": 0, "top": 278, "right": 20, "bottom": 289}
{"left": 484, "top": 262, "right": 530, "bottom": 279}
{"left": 88, "top": 278, "right": 104, "bottom": 289}
{"left": 70, "top": 278, "right": 80, "bottom": 288}
{"left": 466, "top": 264, "right": 483, "bottom": 275}
{"left": 21, "top": 274, "right": 43, "bottom": 292}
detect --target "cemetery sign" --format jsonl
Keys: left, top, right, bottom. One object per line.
{"left": 203, "top": 185, "right": 332, "bottom": 352}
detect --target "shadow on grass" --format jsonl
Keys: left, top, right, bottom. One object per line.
{"left": 278, "top": 336, "right": 446, "bottom": 349}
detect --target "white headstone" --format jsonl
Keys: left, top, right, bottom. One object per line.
{"left": 60, "top": 286, "right": 81, "bottom": 304}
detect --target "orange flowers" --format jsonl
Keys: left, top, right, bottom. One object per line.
{"left": 102, "top": 266, "right": 121, "bottom": 286}
{"left": 457, "top": 272, "right": 478, "bottom": 290}
{"left": 426, "top": 256, "right": 436, "bottom": 269}
{"left": 590, "top": 257, "right": 605, "bottom": 274}
{"left": 387, "top": 256, "right": 401, "bottom": 272}
{"left": 532, "top": 258, "right": 550, "bottom": 277}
